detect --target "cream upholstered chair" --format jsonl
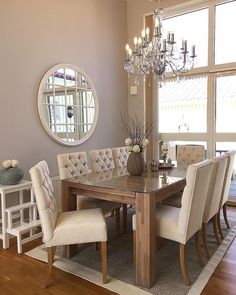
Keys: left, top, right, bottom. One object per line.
{"left": 112, "top": 146, "right": 129, "bottom": 233}
{"left": 89, "top": 148, "right": 115, "bottom": 172}
{"left": 217, "top": 150, "right": 236, "bottom": 239}
{"left": 57, "top": 151, "right": 121, "bottom": 236}
{"left": 89, "top": 148, "right": 124, "bottom": 234}
{"left": 162, "top": 144, "right": 205, "bottom": 207}
{"left": 112, "top": 146, "right": 129, "bottom": 168}
{"left": 133, "top": 160, "right": 213, "bottom": 285}
{"left": 202, "top": 154, "right": 228, "bottom": 258}
{"left": 176, "top": 145, "right": 205, "bottom": 166}
{"left": 29, "top": 161, "right": 107, "bottom": 287}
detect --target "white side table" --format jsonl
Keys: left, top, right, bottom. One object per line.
{"left": 0, "top": 180, "right": 42, "bottom": 253}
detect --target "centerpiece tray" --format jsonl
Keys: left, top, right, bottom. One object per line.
{"left": 158, "top": 164, "right": 175, "bottom": 170}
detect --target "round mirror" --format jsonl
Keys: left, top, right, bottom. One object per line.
{"left": 38, "top": 64, "right": 99, "bottom": 146}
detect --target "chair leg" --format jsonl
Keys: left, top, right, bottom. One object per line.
{"left": 41, "top": 246, "right": 56, "bottom": 288}
{"left": 195, "top": 230, "right": 204, "bottom": 266}
{"left": 217, "top": 212, "right": 224, "bottom": 240}
{"left": 133, "top": 230, "right": 136, "bottom": 266}
{"left": 110, "top": 209, "right": 115, "bottom": 217}
{"left": 202, "top": 223, "right": 210, "bottom": 259}
{"left": 122, "top": 204, "right": 127, "bottom": 234}
{"left": 94, "top": 242, "right": 100, "bottom": 251}
{"left": 213, "top": 215, "right": 221, "bottom": 245}
{"left": 115, "top": 208, "right": 120, "bottom": 237}
{"left": 101, "top": 241, "right": 107, "bottom": 284}
{"left": 179, "top": 243, "right": 191, "bottom": 286}
{"left": 223, "top": 203, "right": 230, "bottom": 229}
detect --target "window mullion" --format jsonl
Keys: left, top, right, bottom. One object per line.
{"left": 208, "top": 2, "right": 215, "bottom": 68}
{"left": 207, "top": 74, "right": 216, "bottom": 158}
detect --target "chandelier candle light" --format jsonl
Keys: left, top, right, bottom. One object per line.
{"left": 124, "top": 0, "right": 197, "bottom": 83}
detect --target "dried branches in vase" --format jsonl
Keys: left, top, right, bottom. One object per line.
{"left": 120, "top": 113, "right": 154, "bottom": 153}
{"left": 120, "top": 114, "right": 154, "bottom": 176}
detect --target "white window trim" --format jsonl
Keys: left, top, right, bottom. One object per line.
{"left": 156, "top": 0, "right": 236, "bottom": 159}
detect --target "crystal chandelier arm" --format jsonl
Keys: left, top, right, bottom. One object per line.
{"left": 124, "top": 1, "right": 196, "bottom": 83}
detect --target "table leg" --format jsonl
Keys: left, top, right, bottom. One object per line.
{"left": 61, "top": 180, "right": 77, "bottom": 258}
{"left": 123, "top": 204, "right": 127, "bottom": 234}
{"left": 61, "top": 180, "right": 76, "bottom": 211}
{"left": 135, "top": 192, "right": 156, "bottom": 288}
{"left": 1, "top": 192, "right": 9, "bottom": 249}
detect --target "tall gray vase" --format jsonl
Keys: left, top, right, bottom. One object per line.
{"left": 127, "top": 152, "right": 145, "bottom": 176}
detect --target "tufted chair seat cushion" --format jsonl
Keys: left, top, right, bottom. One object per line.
{"left": 132, "top": 204, "right": 180, "bottom": 242}
{"left": 89, "top": 149, "right": 115, "bottom": 172}
{"left": 112, "top": 146, "right": 129, "bottom": 168}
{"left": 46, "top": 208, "right": 107, "bottom": 247}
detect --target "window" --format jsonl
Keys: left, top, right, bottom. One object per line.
{"left": 159, "top": 76, "right": 207, "bottom": 133}
{"left": 156, "top": 0, "right": 236, "bottom": 163}
{"left": 215, "top": 1, "right": 236, "bottom": 65}
{"left": 163, "top": 8, "right": 208, "bottom": 68}
{"left": 216, "top": 75, "right": 236, "bottom": 133}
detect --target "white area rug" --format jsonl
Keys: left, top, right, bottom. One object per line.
{"left": 26, "top": 221, "right": 236, "bottom": 295}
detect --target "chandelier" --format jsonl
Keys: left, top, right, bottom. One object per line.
{"left": 124, "top": 1, "right": 197, "bottom": 83}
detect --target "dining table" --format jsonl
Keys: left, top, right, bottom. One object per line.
{"left": 61, "top": 166, "right": 186, "bottom": 288}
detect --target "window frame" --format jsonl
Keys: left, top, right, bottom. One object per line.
{"left": 154, "top": 0, "right": 236, "bottom": 159}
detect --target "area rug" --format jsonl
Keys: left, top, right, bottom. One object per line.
{"left": 26, "top": 211, "right": 236, "bottom": 295}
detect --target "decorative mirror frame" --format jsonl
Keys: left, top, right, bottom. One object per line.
{"left": 37, "top": 63, "right": 99, "bottom": 146}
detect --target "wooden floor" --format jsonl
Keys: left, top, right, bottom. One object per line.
{"left": 202, "top": 206, "right": 236, "bottom": 295}
{"left": 0, "top": 238, "right": 117, "bottom": 295}
{"left": 1, "top": 207, "right": 236, "bottom": 295}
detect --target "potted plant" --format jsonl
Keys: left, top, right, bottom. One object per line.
{"left": 0, "top": 159, "right": 24, "bottom": 185}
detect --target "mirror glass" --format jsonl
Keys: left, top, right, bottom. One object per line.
{"left": 38, "top": 64, "right": 98, "bottom": 146}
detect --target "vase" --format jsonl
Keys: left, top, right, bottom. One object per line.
{"left": 0, "top": 167, "right": 24, "bottom": 185}
{"left": 127, "top": 152, "right": 145, "bottom": 176}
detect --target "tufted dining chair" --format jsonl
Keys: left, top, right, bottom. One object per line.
{"left": 162, "top": 144, "right": 205, "bottom": 207}
{"left": 57, "top": 151, "right": 121, "bottom": 236}
{"left": 89, "top": 148, "right": 115, "bottom": 172}
{"left": 112, "top": 146, "right": 129, "bottom": 168}
{"left": 112, "top": 146, "right": 129, "bottom": 232}
{"left": 176, "top": 145, "right": 205, "bottom": 166}
{"left": 201, "top": 154, "right": 228, "bottom": 258}
{"left": 217, "top": 150, "right": 236, "bottom": 239}
{"left": 29, "top": 161, "right": 108, "bottom": 287}
{"left": 133, "top": 160, "right": 213, "bottom": 285}
{"left": 89, "top": 148, "right": 128, "bottom": 234}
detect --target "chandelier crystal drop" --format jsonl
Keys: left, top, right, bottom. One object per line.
{"left": 124, "top": 2, "right": 197, "bottom": 84}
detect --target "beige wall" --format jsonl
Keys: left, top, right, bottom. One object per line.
{"left": 0, "top": 0, "right": 127, "bottom": 177}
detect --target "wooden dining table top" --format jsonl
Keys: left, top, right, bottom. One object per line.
{"left": 64, "top": 165, "right": 187, "bottom": 195}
